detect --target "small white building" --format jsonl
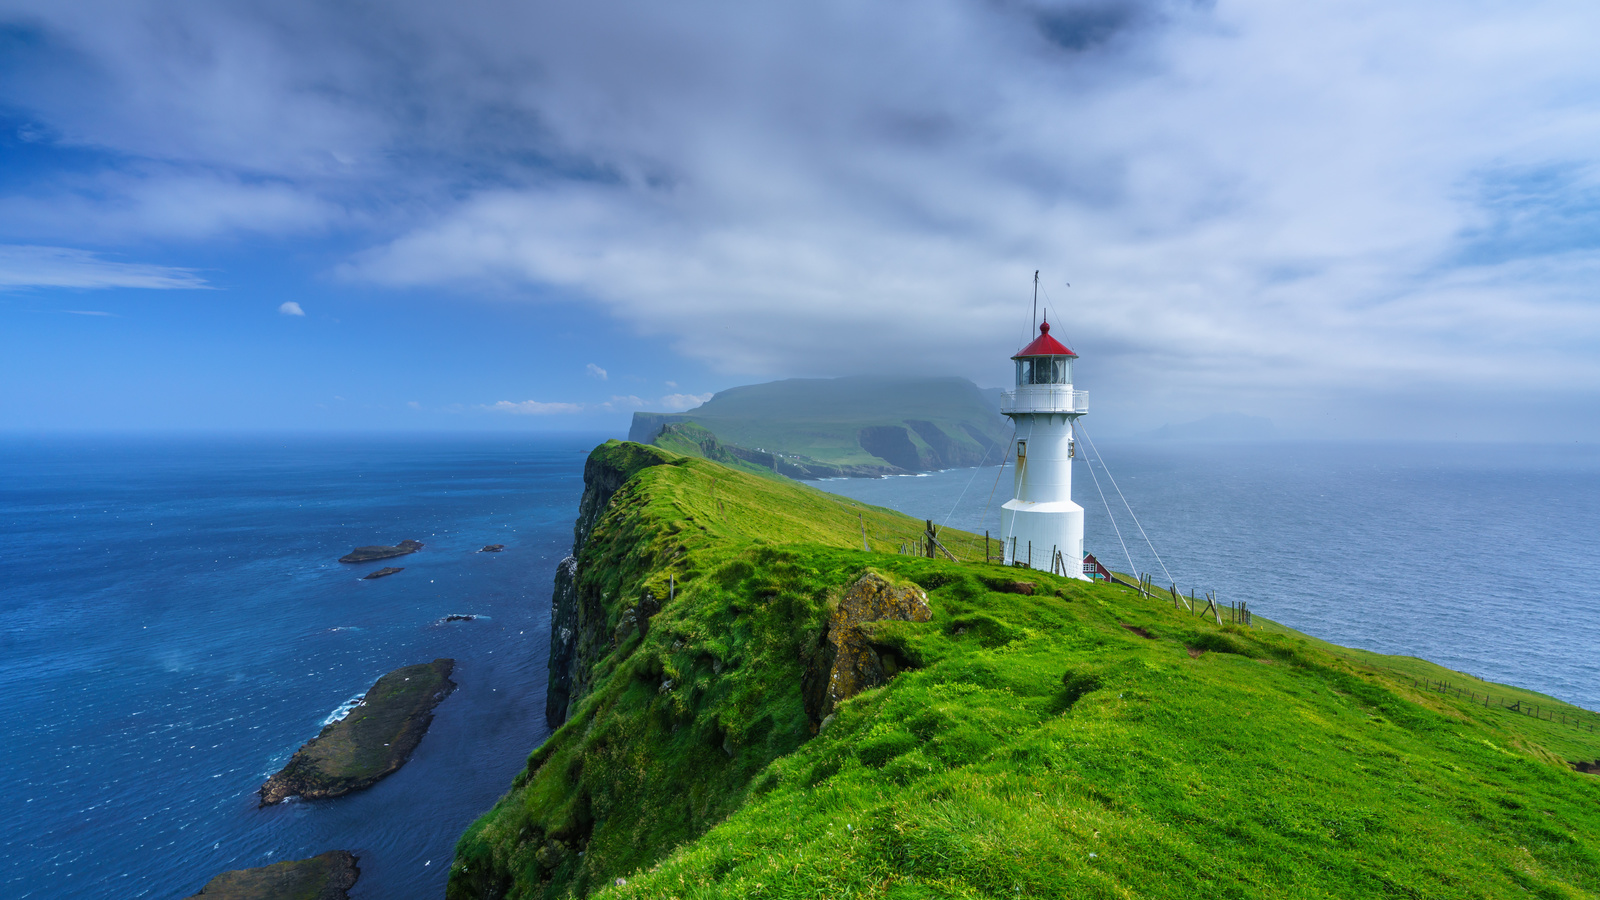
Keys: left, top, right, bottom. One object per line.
{"left": 999, "top": 320, "right": 1089, "bottom": 576}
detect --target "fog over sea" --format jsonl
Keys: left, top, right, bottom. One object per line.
{"left": 3, "top": 435, "right": 1597, "bottom": 899}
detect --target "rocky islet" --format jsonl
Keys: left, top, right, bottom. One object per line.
{"left": 338, "top": 539, "right": 423, "bottom": 563}
{"left": 259, "top": 659, "right": 456, "bottom": 806}
{"left": 184, "top": 850, "right": 359, "bottom": 900}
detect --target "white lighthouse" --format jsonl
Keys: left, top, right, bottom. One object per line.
{"left": 1000, "top": 317, "right": 1089, "bottom": 576}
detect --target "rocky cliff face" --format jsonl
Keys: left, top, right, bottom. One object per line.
{"left": 544, "top": 442, "right": 673, "bottom": 727}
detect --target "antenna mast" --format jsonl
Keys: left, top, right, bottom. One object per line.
{"left": 1032, "top": 270, "right": 1039, "bottom": 333}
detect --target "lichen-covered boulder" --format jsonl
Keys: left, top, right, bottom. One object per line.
{"left": 805, "top": 571, "right": 931, "bottom": 723}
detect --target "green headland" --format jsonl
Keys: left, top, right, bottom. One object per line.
{"left": 449, "top": 440, "right": 1600, "bottom": 899}
{"left": 630, "top": 376, "right": 1008, "bottom": 478}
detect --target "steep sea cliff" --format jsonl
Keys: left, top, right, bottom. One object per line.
{"left": 450, "top": 440, "right": 1600, "bottom": 899}
{"left": 545, "top": 442, "right": 676, "bottom": 727}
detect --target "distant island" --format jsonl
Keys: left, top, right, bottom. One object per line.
{"left": 629, "top": 375, "right": 1008, "bottom": 478}
{"left": 338, "top": 539, "right": 423, "bottom": 563}
{"left": 185, "top": 850, "right": 358, "bottom": 900}
{"left": 260, "top": 659, "right": 455, "bottom": 806}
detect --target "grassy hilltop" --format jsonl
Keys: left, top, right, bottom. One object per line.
{"left": 450, "top": 441, "right": 1600, "bottom": 899}
{"left": 629, "top": 376, "right": 1009, "bottom": 477}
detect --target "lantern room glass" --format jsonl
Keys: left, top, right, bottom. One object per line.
{"left": 1015, "top": 356, "right": 1073, "bottom": 386}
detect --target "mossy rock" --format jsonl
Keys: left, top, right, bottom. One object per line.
{"left": 185, "top": 850, "right": 357, "bottom": 900}
{"left": 261, "top": 659, "right": 455, "bottom": 805}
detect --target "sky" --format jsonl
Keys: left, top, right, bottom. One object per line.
{"left": 3, "top": 0, "right": 1600, "bottom": 439}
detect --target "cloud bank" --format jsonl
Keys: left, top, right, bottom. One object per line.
{"left": 484, "top": 399, "right": 585, "bottom": 415}
{"left": 5, "top": 0, "right": 1600, "bottom": 429}
{"left": 0, "top": 245, "right": 208, "bottom": 290}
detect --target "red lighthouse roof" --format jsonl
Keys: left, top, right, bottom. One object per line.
{"left": 1012, "top": 320, "right": 1077, "bottom": 358}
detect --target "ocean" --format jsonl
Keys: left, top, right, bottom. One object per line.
{"left": 3, "top": 435, "right": 1597, "bottom": 899}
{"left": 814, "top": 439, "right": 1600, "bottom": 713}
{"left": 0, "top": 434, "right": 598, "bottom": 899}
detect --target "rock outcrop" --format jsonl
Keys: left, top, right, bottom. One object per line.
{"left": 338, "top": 539, "right": 423, "bottom": 563}
{"left": 260, "top": 659, "right": 455, "bottom": 805}
{"left": 186, "top": 850, "right": 358, "bottom": 899}
{"left": 804, "top": 571, "right": 931, "bottom": 724}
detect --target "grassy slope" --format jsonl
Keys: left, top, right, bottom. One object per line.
{"left": 451, "top": 444, "right": 1600, "bottom": 900}
{"left": 649, "top": 422, "right": 783, "bottom": 479}
{"left": 657, "top": 377, "right": 1007, "bottom": 468}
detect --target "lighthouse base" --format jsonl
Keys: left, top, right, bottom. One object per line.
{"left": 999, "top": 499, "right": 1086, "bottom": 579}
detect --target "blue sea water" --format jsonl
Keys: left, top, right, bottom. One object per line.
{"left": 816, "top": 440, "right": 1600, "bottom": 713}
{"left": 4, "top": 435, "right": 1598, "bottom": 900}
{"left": 0, "top": 434, "right": 599, "bottom": 899}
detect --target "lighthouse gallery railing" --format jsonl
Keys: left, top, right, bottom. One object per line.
{"left": 1000, "top": 388, "right": 1088, "bottom": 415}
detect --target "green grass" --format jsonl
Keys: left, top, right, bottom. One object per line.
{"left": 648, "top": 422, "right": 782, "bottom": 480}
{"left": 636, "top": 376, "right": 1007, "bottom": 471}
{"left": 449, "top": 443, "right": 1600, "bottom": 900}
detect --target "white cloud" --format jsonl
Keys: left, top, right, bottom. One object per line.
{"left": 600, "top": 395, "right": 647, "bottom": 411}
{"left": 11, "top": 0, "right": 1600, "bottom": 432}
{"left": 0, "top": 170, "right": 346, "bottom": 245}
{"left": 65, "top": 309, "right": 116, "bottom": 316}
{"left": 659, "top": 392, "right": 713, "bottom": 412}
{"left": 586, "top": 363, "right": 608, "bottom": 380}
{"left": 484, "top": 399, "right": 585, "bottom": 415}
{"left": 474, "top": 392, "right": 709, "bottom": 415}
{"left": 0, "top": 245, "right": 207, "bottom": 290}
{"left": 278, "top": 301, "right": 305, "bottom": 316}
{"left": 324, "top": 0, "right": 1600, "bottom": 419}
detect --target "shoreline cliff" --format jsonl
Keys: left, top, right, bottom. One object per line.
{"left": 450, "top": 440, "right": 1600, "bottom": 900}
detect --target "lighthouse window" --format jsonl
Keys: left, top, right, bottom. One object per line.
{"left": 1016, "top": 357, "right": 1073, "bottom": 385}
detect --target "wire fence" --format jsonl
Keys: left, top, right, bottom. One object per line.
{"left": 856, "top": 518, "right": 1194, "bottom": 588}
{"left": 1404, "top": 675, "right": 1600, "bottom": 734}
{"left": 855, "top": 514, "right": 1600, "bottom": 738}
{"left": 858, "top": 519, "right": 1041, "bottom": 568}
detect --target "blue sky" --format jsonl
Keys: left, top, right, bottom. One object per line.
{"left": 3, "top": 0, "right": 1600, "bottom": 438}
